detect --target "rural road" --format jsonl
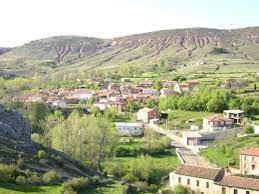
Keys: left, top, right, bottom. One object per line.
{"left": 148, "top": 124, "right": 210, "bottom": 167}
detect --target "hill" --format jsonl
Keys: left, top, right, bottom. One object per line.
{"left": 0, "top": 104, "right": 100, "bottom": 179}
{"left": 1, "top": 27, "right": 259, "bottom": 76}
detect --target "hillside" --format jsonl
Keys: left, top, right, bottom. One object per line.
{"left": 0, "top": 105, "right": 100, "bottom": 179}
{"left": 1, "top": 27, "right": 259, "bottom": 76}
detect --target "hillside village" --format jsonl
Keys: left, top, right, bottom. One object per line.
{"left": 7, "top": 73, "right": 259, "bottom": 193}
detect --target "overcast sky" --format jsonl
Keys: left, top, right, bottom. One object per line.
{"left": 1, "top": 0, "right": 259, "bottom": 47}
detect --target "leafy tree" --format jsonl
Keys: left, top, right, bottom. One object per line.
{"left": 31, "top": 102, "right": 50, "bottom": 134}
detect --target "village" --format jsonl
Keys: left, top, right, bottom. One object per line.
{"left": 11, "top": 74, "right": 259, "bottom": 194}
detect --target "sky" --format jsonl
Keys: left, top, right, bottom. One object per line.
{"left": 1, "top": 0, "right": 259, "bottom": 47}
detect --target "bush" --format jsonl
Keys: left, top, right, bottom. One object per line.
{"left": 29, "top": 174, "right": 43, "bottom": 185}
{"left": 162, "top": 189, "right": 174, "bottom": 194}
{"left": 38, "top": 150, "right": 46, "bottom": 159}
{"left": 15, "top": 175, "right": 27, "bottom": 185}
{"left": 174, "top": 184, "right": 189, "bottom": 194}
{"left": 245, "top": 125, "right": 254, "bottom": 134}
{"left": 63, "top": 177, "right": 90, "bottom": 191}
{"left": 0, "top": 164, "right": 16, "bottom": 183}
{"left": 42, "top": 170, "right": 60, "bottom": 184}
{"left": 104, "top": 162, "right": 126, "bottom": 178}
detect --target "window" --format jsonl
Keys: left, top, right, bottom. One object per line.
{"left": 222, "top": 187, "right": 226, "bottom": 194}
{"left": 234, "top": 189, "right": 238, "bottom": 194}
{"left": 246, "top": 191, "right": 250, "bottom": 194}
{"left": 196, "top": 180, "right": 199, "bottom": 186}
{"left": 187, "top": 178, "right": 190, "bottom": 185}
{"left": 178, "top": 177, "right": 181, "bottom": 183}
{"left": 192, "top": 191, "right": 195, "bottom": 194}
{"left": 206, "top": 182, "right": 209, "bottom": 188}
{"left": 252, "top": 157, "right": 255, "bottom": 161}
{"left": 252, "top": 164, "right": 256, "bottom": 170}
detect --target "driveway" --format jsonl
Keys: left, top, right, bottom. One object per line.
{"left": 148, "top": 124, "right": 210, "bottom": 167}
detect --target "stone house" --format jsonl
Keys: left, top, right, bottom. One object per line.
{"left": 203, "top": 115, "right": 234, "bottom": 131}
{"left": 161, "top": 80, "right": 177, "bottom": 88}
{"left": 142, "top": 88, "right": 160, "bottom": 96}
{"left": 169, "top": 164, "right": 259, "bottom": 194}
{"left": 137, "top": 108, "right": 160, "bottom": 123}
{"left": 174, "top": 83, "right": 190, "bottom": 94}
{"left": 160, "top": 88, "right": 175, "bottom": 98}
{"left": 240, "top": 148, "right": 259, "bottom": 176}
{"left": 138, "top": 80, "right": 154, "bottom": 88}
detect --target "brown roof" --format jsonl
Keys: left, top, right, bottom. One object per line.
{"left": 174, "top": 164, "right": 223, "bottom": 180}
{"left": 207, "top": 115, "right": 233, "bottom": 122}
{"left": 216, "top": 175, "right": 259, "bottom": 191}
{"left": 240, "top": 148, "right": 259, "bottom": 156}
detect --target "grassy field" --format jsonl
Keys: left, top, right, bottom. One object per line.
{"left": 81, "top": 182, "right": 124, "bottom": 194}
{"left": 201, "top": 135, "right": 259, "bottom": 168}
{"left": 162, "top": 110, "right": 213, "bottom": 130}
{"left": 0, "top": 184, "right": 62, "bottom": 194}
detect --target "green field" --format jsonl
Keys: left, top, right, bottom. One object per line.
{"left": 0, "top": 184, "right": 62, "bottom": 194}
{"left": 201, "top": 135, "right": 259, "bottom": 168}
{"left": 81, "top": 182, "right": 124, "bottom": 194}
{"left": 162, "top": 110, "right": 213, "bottom": 130}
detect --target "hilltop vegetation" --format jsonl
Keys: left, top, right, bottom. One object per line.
{"left": 1, "top": 27, "right": 259, "bottom": 76}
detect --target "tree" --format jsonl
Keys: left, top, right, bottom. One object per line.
{"left": 31, "top": 102, "right": 50, "bottom": 134}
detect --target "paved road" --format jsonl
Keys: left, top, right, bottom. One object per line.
{"left": 148, "top": 124, "right": 210, "bottom": 167}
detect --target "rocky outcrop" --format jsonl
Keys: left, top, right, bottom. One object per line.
{"left": 0, "top": 105, "right": 31, "bottom": 142}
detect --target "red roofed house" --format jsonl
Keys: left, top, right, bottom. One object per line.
{"left": 170, "top": 163, "right": 259, "bottom": 194}
{"left": 203, "top": 115, "right": 234, "bottom": 131}
{"left": 240, "top": 148, "right": 259, "bottom": 176}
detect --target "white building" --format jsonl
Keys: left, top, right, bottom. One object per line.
{"left": 116, "top": 122, "right": 144, "bottom": 136}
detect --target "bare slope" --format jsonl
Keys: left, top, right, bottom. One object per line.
{"left": 1, "top": 27, "right": 259, "bottom": 76}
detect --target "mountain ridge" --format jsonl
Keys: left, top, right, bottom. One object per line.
{"left": 1, "top": 27, "right": 259, "bottom": 76}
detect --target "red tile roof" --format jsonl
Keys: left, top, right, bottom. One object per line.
{"left": 207, "top": 115, "right": 233, "bottom": 122}
{"left": 174, "top": 164, "right": 223, "bottom": 180}
{"left": 240, "top": 148, "right": 259, "bottom": 156}
{"left": 216, "top": 175, "right": 259, "bottom": 191}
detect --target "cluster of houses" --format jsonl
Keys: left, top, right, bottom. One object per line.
{"left": 13, "top": 78, "right": 199, "bottom": 111}
{"left": 169, "top": 148, "right": 259, "bottom": 194}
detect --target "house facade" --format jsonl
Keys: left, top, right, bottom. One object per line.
{"left": 240, "top": 148, "right": 259, "bottom": 176}
{"left": 169, "top": 164, "right": 259, "bottom": 194}
{"left": 223, "top": 110, "right": 245, "bottom": 125}
{"left": 203, "top": 115, "right": 234, "bottom": 131}
{"left": 116, "top": 122, "right": 144, "bottom": 136}
{"left": 182, "top": 131, "right": 202, "bottom": 146}
{"left": 137, "top": 108, "right": 160, "bottom": 123}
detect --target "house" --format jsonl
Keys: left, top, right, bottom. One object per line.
{"left": 138, "top": 80, "right": 154, "bottom": 88}
{"left": 203, "top": 115, "right": 234, "bottom": 131}
{"left": 107, "top": 83, "right": 120, "bottom": 91}
{"left": 137, "top": 108, "right": 160, "bottom": 123}
{"left": 174, "top": 83, "right": 190, "bottom": 94}
{"left": 254, "top": 124, "right": 259, "bottom": 135}
{"left": 107, "top": 100, "right": 126, "bottom": 113}
{"left": 142, "top": 88, "right": 160, "bottom": 96}
{"left": 182, "top": 131, "right": 202, "bottom": 146}
{"left": 240, "top": 148, "right": 259, "bottom": 176}
{"left": 116, "top": 122, "right": 144, "bottom": 136}
{"left": 160, "top": 88, "right": 175, "bottom": 98}
{"left": 169, "top": 164, "right": 259, "bottom": 194}
{"left": 223, "top": 110, "right": 245, "bottom": 125}
{"left": 187, "top": 80, "right": 199, "bottom": 89}
{"left": 169, "top": 165, "right": 225, "bottom": 194}
{"left": 161, "top": 80, "right": 177, "bottom": 88}
{"left": 127, "top": 94, "right": 150, "bottom": 102}
{"left": 65, "top": 89, "right": 95, "bottom": 100}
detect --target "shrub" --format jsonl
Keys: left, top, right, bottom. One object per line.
{"left": 29, "top": 174, "right": 43, "bottom": 185}
{"left": 63, "top": 177, "right": 90, "bottom": 191}
{"left": 38, "top": 150, "right": 46, "bottom": 159}
{"left": 15, "top": 175, "right": 27, "bottom": 185}
{"left": 174, "top": 184, "right": 189, "bottom": 194}
{"left": 0, "top": 164, "right": 16, "bottom": 183}
{"left": 245, "top": 125, "right": 254, "bottom": 134}
{"left": 162, "top": 189, "right": 174, "bottom": 194}
{"left": 104, "top": 162, "right": 126, "bottom": 178}
{"left": 42, "top": 170, "right": 60, "bottom": 184}
{"left": 17, "top": 158, "right": 25, "bottom": 169}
